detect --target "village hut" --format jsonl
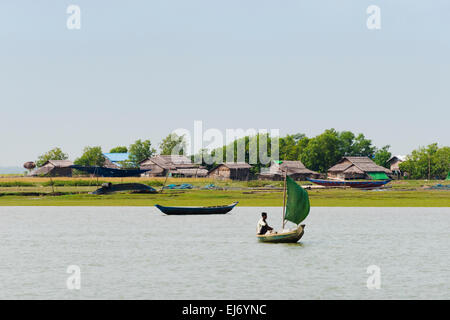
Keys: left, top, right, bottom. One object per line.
{"left": 140, "top": 155, "right": 207, "bottom": 177}
{"left": 327, "top": 156, "right": 392, "bottom": 180}
{"left": 207, "top": 162, "right": 252, "bottom": 181}
{"left": 259, "top": 160, "right": 320, "bottom": 181}
{"left": 103, "top": 153, "right": 130, "bottom": 169}
{"left": 30, "top": 160, "right": 74, "bottom": 177}
{"left": 386, "top": 155, "right": 406, "bottom": 176}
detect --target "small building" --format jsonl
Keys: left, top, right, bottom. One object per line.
{"left": 327, "top": 156, "right": 392, "bottom": 180}
{"left": 387, "top": 155, "right": 406, "bottom": 175}
{"left": 140, "top": 155, "right": 207, "bottom": 177}
{"left": 103, "top": 153, "right": 130, "bottom": 169}
{"left": 207, "top": 162, "right": 252, "bottom": 181}
{"left": 30, "top": 160, "right": 74, "bottom": 177}
{"left": 259, "top": 160, "right": 320, "bottom": 181}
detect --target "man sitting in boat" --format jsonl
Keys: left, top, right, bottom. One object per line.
{"left": 257, "top": 212, "right": 273, "bottom": 235}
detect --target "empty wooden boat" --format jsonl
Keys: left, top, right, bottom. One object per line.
{"left": 155, "top": 202, "right": 238, "bottom": 215}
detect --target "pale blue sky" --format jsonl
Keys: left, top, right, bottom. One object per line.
{"left": 0, "top": 1, "right": 449, "bottom": 166}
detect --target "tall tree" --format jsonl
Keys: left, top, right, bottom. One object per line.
{"left": 36, "top": 147, "right": 68, "bottom": 167}
{"left": 352, "top": 133, "right": 375, "bottom": 156}
{"left": 74, "top": 146, "right": 105, "bottom": 167}
{"left": 109, "top": 146, "right": 128, "bottom": 153}
{"left": 373, "top": 145, "right": 392, "bottom": 168}
{"left": 129, "top": 139, "right": 156, "bottom": 165}
{"left": 159, "top": 134, "right": 186, "bottom": 155}
{"left": 337, "top": 131, "right": 355, "bottom": 156}
{"left": 400, "top": 143, "right": 449, "bottom": 179}
{"left": 300, "top": 129, "right": 341, "bottom": 173}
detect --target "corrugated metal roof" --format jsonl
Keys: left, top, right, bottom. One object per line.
{"left": 103, "top": 153, "right": 129, "bottom": 163}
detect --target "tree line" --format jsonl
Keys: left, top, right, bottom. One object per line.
{"left": 35, "top": 129, "right": 449, "bottom": 179}
{"left": 35, "top": 134, "right": 183, "bottom": 169}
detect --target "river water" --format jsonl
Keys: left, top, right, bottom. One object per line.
{"left": 0, "top": 206, "right": 448, "bottom": 299}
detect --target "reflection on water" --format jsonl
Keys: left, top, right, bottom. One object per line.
{"left": 0, "top": 206, "right": 448, "bottom": 299}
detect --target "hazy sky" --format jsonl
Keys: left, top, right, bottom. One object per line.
{"left": 0, "top": 1, "right": 449, "bottom": 166}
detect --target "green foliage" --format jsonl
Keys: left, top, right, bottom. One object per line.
{"left": 0, "top": 181, "right": 35, "bottom": 187}
{"left": 142, "top": 180, "right": 164, "bottom": 187}
{"left": 300, "top": 129, "right": 342, "bottom": 173}
{"left": 36, "top": 148, "right": 68, "bottom": 167}
{"left": 74, "top": 146, "right": 106, "bottom": 167}
{"left": 198, "top": 129, "right": 382, "bottom": 174}
{"left": 116, "top": 160, "right": 136, "bottom": 169}
{"left": 399, "top": 143, "right": 450, "bottom": 179}
{"left": 42, "top": 180, "right": 105, "bottom": 186}
{"left": 374, "top": 145, "right": 392, "bottom": 168}
{"left": 159, "top": 134, "right": 186, "bottom": 155}
{"left": 205, "top": 133, "right": 275, "bottom": 177}
{"left": 109, "top": 146, "right": 128, "bottom": 153}
{"left": 129, "top": 139, "right": 156, "bottom": 165}
{"left": 247, "top": 180, "right": 282, "bottom": 188}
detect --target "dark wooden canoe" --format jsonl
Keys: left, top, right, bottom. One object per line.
{"left": 307, "top": 178, "right": 390, "bottom": 189}
{"left": 155, "top": 202, "right": 238, "bottom": 215}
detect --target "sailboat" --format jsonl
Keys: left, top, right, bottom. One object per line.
{"left": 257, "top": 173, "right": 310, "bottom": 243}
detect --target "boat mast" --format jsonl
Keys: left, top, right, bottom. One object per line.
{"left": 160, "top": 169, "right": 171, "bottom": 193}
{"left": 282, "top": 168, "right": 287, "bottom": 229}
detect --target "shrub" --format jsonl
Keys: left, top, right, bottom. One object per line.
{"left": 42, "top": 180, "right": 106, "bottom": 187}
{"left": 247, "top": 180, "right": 273, "bottom": 187}
{"left": 143, "top": 180, "right": 164, "bottom": 187}
{"left": 0, "top": 181, "right": 35, "bottom": 187}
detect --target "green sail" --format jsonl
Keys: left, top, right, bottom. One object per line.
{"left": 284, "top": 175, "right": 310, "bottom": 225}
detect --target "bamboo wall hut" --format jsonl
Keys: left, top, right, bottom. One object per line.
{"left": 207, "top": 162, "right": 252, "bottom": 181}
{"left": 259, "top": 160, "right": 320, "bottom": 181}
{"left": 387, "top": 155, "right": 406, "bottom": 175}
{"left": 30, "top": 160, "right": 74, "bottom": 177}
{"left": 327, "top": 156, "right": 392, "bottom": 180}
{"left": 103, "top": 153, "right": 130, "bottom": 169}
{"left": 140, "top": 155, "right": 207, "bottom": 177}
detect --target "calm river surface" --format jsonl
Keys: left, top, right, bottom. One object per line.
{"left": 0, "top": 206, "right": 448, "bottom": 299}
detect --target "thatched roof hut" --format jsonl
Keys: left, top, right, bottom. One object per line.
{"left": 139, "top": 155, "right": 206, "bottom": 177}
{"left": 387, "top": 155, "right": 406, "bottom": 173}
{"left": 259, "top": 160, "right": 320, "bottom": 181}
{"left": 328, "top": 156, "right": 391, "bottom": 180}
{"left": 207, "top": 162, "right": 252, "bottom": 181}
{"left": 30, "top": 160, "right": 74, "bottom": 177}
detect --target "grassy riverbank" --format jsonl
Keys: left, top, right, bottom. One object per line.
{"left": 0, "top": 177, "right": 448, "bottom": 207}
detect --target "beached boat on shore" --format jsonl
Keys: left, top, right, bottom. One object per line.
{"left": 155, "top": 202, "right": 238, "bottom": 215}
{"left": 307, "top": 178, "right": 390, "bottom": 189}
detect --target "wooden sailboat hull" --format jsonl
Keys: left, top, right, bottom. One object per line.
{"left": 257, "top": 224, "right": 305, "bottom": 243}
{"left": 155, "top": 202, "right": 238, "bottom": 215}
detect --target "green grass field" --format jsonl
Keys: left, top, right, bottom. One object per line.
{"left": 0, "top": 177, "right": 448, "bottom": 207}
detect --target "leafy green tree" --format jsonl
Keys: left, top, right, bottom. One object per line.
{"left": 74, "top": 146, "right": 105, "bottom": 167}
{"left": 36, "top": 148, "right": 68, "bottom": 167}
{"left": 337, "top": 131, "right": 356, "bottom": 156}
{"left": 373, "top": 145, "right": 392, "bottom": 168}
{"left": 352, "top": 133, "right": 375, "bottom": 156}
{"left": 109, "top": 146, "right": 128, "bottom": 153}
{"left": 279, "top": 135, "right": 301, "bottom": 160}
{"left": 433, "top": 146, "right": 450, "bottom": 179}
{"left": 129, "top": 139, "right": 156, "bottom": 165}
{"left": 300, "top": 129, "right": 341, "bottom": 173}
{"left": 400, "top": 143, "right": 449, "bottom": 179}
{"left": 159, "top": 134, "right": 186, "bottom": 155}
